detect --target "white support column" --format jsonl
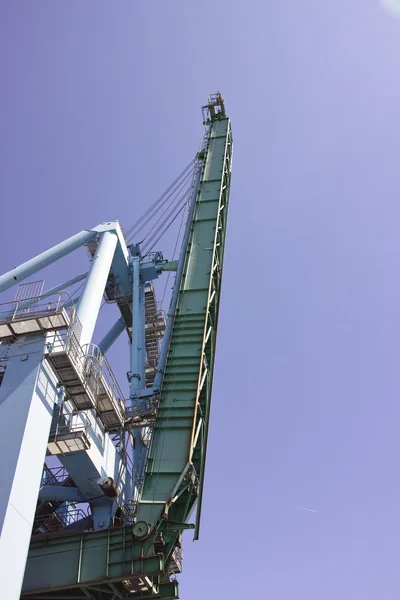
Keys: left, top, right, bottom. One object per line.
{"left": 0, "top": 334, "right": 59, "bottom": 600}
{"left": 76, "top": 231, "right": 118, "bottom": 349}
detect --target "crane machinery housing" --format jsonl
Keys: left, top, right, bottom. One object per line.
{"left": 0, "top": 93, "right": 233, "bottom": 600}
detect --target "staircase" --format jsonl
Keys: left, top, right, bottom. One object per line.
{"left": 144, "top": 282, "right": 165, "bottom": 387}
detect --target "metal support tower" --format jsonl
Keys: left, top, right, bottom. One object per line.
{"left": 0, "top": 93, "right": 233, "bottom": 600}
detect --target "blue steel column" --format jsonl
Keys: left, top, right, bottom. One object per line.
{"left": 129, "top": 256, "right": 147, "bottom": 487}
{"left": 0, "top": 334, "right": 59, "bottom": 600}
{"left": 76, "top": 231, "right": 118, "bottom": 348}
{"left": 129, "top": 256, "right": 145, "bottom": 400}
{"left": 0, "top": 230, "right": 95, "bottom": 293}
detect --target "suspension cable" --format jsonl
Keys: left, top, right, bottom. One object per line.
{"left": 160, "top": 202, "right": 187, "bottom": 309}
{"left": 141, "top": 200, "right": 189, "bottom": 257}
{"left": 126, "top": 169, "right": 193, "bottom": 246}
{"left": 124, "top": 159, "right": 194, "bottom": 243}
{"left": 140, "top": 184, "right": 191, "bottom": 255}
{"left": 141, "top": 158, "right": 199, "bottom": 256}
{"left": 137, "top": 170, "right": 193, "bottom": 246}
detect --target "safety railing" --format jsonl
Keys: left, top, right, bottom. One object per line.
{"left": 122, "top": 501, "right": 138, "bottom": 526}
{"left": 80, "top": 342, "right": 104, "bottom": 398}
{"left": 45, "top": 324, "right": 85, "bottom": 374}
{"left": 34, "top": 505, "right": 89, "bottom": 532}
{"left": 125, "top": 397, "right": 159, "bottom": 420}
{"left": 125, "top": 397, "right": 159, "bottom": 430}
{"left": 41, "top": 465, "right": 72, "bottom": 486}
{"left": 53, "top": 410, "right": 91, "bottom": 439}
{"left": 169, "top": 547, "right": 183, "bottom": 574}
{"left": 0, "top": 291, "right": 75, "bottom": 324}
{"left": 57, "top": 505, "right": 89, "bottom": 528}
{"left": 83, "top": 343, "right": 125, "bottom": 409}
{"left": 145, "top": 315, "right": 166, "bottom": 329}
{"left": 46, "top": 315, "right": 82, "bottom": 351}
{"left": 46, "top": 330, "right": 126, "bottom": 426}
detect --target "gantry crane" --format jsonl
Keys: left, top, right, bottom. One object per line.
{"left": 0, "top": 93, "right": 233, "bottom": 599}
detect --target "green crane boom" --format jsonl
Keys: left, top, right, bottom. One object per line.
{"left": 136, "top": 90, "right": 233, "bottom": 551}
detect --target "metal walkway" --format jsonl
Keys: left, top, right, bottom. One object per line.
{"left": 46, "top": 331, "right": 125, "bottom": 431}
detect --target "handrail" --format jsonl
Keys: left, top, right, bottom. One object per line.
{"left": 82, "top": 343, "right": 125, "bottom": 408}
{"left": 0, "top": 291, "right": 75, "bottom": 323}
{"left": 41, "top": 465, "right": 71, "bottom": 486}
{"left": 46, "top": 333, "right": 126, "bottom": 418}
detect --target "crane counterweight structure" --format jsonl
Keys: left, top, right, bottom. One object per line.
{"left": 0, "top": 93, "right": 233, "bottom": 600}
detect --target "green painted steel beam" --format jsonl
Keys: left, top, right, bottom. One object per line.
{"left": 162, "top": 260, "right": 179, "bottom": 272}
{"left": 22, "top": 527, "right": 164, "bottom": 596}
{"left": 137, "top": 95, "right": 233, "bottom": 550}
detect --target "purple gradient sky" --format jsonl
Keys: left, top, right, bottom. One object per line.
{"left": 2, "top": 1, "right": 400, "bottom": 598}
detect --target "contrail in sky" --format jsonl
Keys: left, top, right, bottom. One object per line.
{"left": 296, "top": 506, "right": 317, "bottom": 513}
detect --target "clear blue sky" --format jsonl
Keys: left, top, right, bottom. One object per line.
{"left": 2, "top": 1, "right": 400, "bottom": 598}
